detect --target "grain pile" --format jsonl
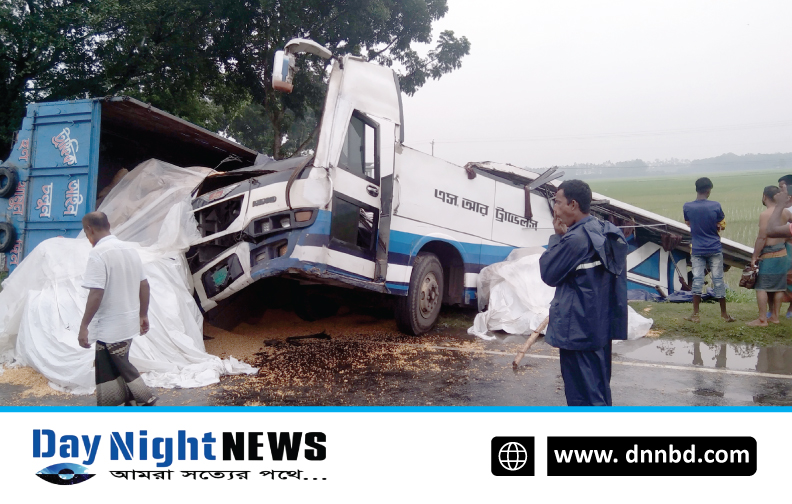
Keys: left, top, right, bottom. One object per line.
{"left": 206, "top": 307, "right": 516, "bottom": 406}
{"left": 0, "top": 366, "right": 70, "bottom": 398}
{"left": 1, "top": 304, "right": 529, "bottom": 406}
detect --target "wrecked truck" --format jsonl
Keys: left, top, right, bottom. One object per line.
{"left": 187, "top": 38, "right": 753, "bottom": 335}
{"left": 0, "top": 96, "right": 258, "bottom": 272}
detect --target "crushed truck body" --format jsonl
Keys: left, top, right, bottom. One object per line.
{"left": 187, "top": 38, "right": 754, "bottom": 335}
{"left": 0, "top": 96, "right": 258, "bottom": 272}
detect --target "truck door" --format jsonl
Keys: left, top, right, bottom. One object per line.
{"left": 23, "top": 101, "right": 97, "bottom": 258}
{"left": 328, "top": 110, "right": 382, "bottom": 280}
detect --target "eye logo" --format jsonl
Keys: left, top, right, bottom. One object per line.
{"left": 36, "top": 463, "right": 95, "bottom": 485}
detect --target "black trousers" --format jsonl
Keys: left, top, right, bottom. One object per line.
{"left": 559, "top": 341, "right": 613, "bottom": 406}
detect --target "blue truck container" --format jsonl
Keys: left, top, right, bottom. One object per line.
{"left": 0, "top": 96, "right": 258, "bottom": 273}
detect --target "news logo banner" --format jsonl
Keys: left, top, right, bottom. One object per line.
{"left": 547, "top": 437, "right": 756, "bottom": 476}
{"left": 31, "top": 428, "right": 328, "bottom": 485}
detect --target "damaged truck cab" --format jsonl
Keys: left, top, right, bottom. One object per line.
{"left": 189, "top": 38, "right": 752, "bottom": 335}
{"left": 190, "top": 41, "right": 423, "bottom": 329}
{"left": 0, "top": 97, "right": 257, "bottom": 273}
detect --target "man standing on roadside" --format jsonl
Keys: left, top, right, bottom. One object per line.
{"left": 79, "top": 211, "right": 158, "bottom": 406}
{"left": 776, "top": 175, "right": 792, "bottom": 318}
{"left": 747, "top": 186, "right": 792, "bottom": 326}
{"left": 539, "top": 180, "right": 628, "bottom": 406}
{"left": 767, "top": 185, "right": 792, "bottom": 240}
{"left": 682, "top": 177, "right": 735, "bottom": 323}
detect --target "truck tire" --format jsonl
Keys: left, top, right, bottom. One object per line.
{"left": 0, "top": 167, "right": 17, "bottom": 199}
{"left": 395, "top": 252, "right": 444, "bottom": 335}
{"left": 0, "top": 221, "right": 16, "bottom": 253}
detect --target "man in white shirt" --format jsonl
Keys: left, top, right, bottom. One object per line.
{"left": 79, "top": 211, "right": 158, "bottom": 406}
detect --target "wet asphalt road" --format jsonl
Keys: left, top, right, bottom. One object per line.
{"left": 3, "top": 318, "right": 792, "bottom": 407}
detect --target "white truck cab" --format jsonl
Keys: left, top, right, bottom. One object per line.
{"left": 188, "top": 38, "right": 731, "bottom": 334}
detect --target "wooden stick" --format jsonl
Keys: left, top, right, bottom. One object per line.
{"left": 512, "top": 316, "right": 550, "bottom": 367}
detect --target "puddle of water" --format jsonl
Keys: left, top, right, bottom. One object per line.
{"left": 614, "top": 339, "right": 792, "bottom": 375}
{"left": 753, "top": 394, "right": 792, "bottom": 405}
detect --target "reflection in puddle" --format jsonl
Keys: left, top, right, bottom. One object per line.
{"left": 693, "top": 388, "right": 724, "bottom": 397}
{"left": 614, "top": 339, "right": 792, "bottom": 375}
{"left": 753, "top": 394, "right": 792, "bottom": 405}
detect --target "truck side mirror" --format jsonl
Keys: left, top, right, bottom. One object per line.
{"left": 272, "top": 39, "right": 333, "bottom": 93}
{"left": 272, "top": 50, "right": 295, "bottom": 93}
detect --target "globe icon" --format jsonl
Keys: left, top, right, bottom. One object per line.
{"left": 498, "top": 442, "right": 528, "bottom": 471}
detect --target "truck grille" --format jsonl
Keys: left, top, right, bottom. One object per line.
{"left": 195, "top": 195, "right": 243, "bottom": 237}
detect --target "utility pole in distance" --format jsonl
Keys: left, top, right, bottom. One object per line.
{"left": 431, "top": 139, "right": 435, "bottom": 156}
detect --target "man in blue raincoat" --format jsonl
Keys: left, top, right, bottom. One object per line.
{"left": 539, "top": 180, "right": 628, "bottom": 406}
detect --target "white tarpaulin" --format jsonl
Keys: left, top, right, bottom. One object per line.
{"left": 468, "top": 248, "right": 653, "bottom": 341}
{"left": 0, "top": 159, "right": 257, "bottom": 394}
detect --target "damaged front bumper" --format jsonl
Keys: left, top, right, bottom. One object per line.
{"left": 190, "top": 207, "right": 321, "bottom": 310}
{"left": 190, "top": 209, "right": 390, "bottom": 311}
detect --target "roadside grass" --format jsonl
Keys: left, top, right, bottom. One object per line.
{"left": 436, "top": 306, "right": 477, "bottom": 330}
{"left": 632, "top": 298, "right": 792, "bottom": 346}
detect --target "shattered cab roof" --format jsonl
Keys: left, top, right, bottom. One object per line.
{"left": 466, "top": 161, "right": 752, "bottom": 267}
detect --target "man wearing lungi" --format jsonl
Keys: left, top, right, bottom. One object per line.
{"left": 539, "top": 180, "right": 628, "bottom": 406}
{"left": 748, "top": 186, "right": 792, "bottom": 326}
{"left": 78, "top": 211, "right": 158, "bottom": 406}
{"left": 777, "top": 175, "right": 792, "bottom": 318}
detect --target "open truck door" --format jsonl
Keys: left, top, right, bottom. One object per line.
{"left": 327, "top": 110, "right": 382, "bottom": 280}
{"left": 273, "top": 40, "right": 399, "bottom": 283}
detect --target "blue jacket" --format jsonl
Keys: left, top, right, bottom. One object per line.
{"left": 539, "top": 215, "right": 628, "bottom": 351}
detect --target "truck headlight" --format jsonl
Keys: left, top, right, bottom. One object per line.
{"left": 202, "top": 254, "right": 243, "bottom": 298}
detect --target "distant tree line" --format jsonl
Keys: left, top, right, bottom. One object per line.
{"left": 554, "top": 152, "right": 792, "bottom": 180}
{"left": 0, "top": 0, "right": 470, "bottom": 160}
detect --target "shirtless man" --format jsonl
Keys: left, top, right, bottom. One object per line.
{"left": 777, "top": 175, "right": 792, "bottom": 318}
{"left": 747, "top": 186, "right": 792, "bottom": 326}
{"left": 766, "top": 186, "right": 792, "bottom": 239}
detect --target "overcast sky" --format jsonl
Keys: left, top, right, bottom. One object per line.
{"left": 400, "top": 0, "right": 792, "bottom": 168}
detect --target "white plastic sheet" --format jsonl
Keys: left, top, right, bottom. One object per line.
{"left": 468, "top": 248, "right": 653, "bottom": 341}
{"left": 0, "top": 159, "right": 257, "bottom": 394}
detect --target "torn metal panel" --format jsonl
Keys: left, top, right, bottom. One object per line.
{"left": 100, "top": 97, "right": 258, "bottom": 168}
{"left": 588, "top": 192, "right": 752, "bottom": 268}
{"left": 463, "top": 160, "right": 752, "bottom": 268}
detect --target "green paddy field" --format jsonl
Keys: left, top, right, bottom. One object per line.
{"left": 589, "top": 170, "right": 787, "bottom": 303}
{"left": 588, "top": 170, "right": 780, "bottom": 249}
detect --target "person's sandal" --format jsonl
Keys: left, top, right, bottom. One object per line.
{"left": 684, "top": 314, "right": 700, "bottom": 323}
{"left": 142, "top": 396, "right": 159, "bottom": 406}
{"left": 723, "top": 315, "right": 736, "bottom": 323}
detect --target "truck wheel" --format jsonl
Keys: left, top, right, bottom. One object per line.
{"left": 395, "top": 252, "right": 444, "bottom": 335}
{"left": 0, "top": 167, "right": 17, "bottom": 199}
{"left": 0, "top": 221, "right": 16, "bottom": 253}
